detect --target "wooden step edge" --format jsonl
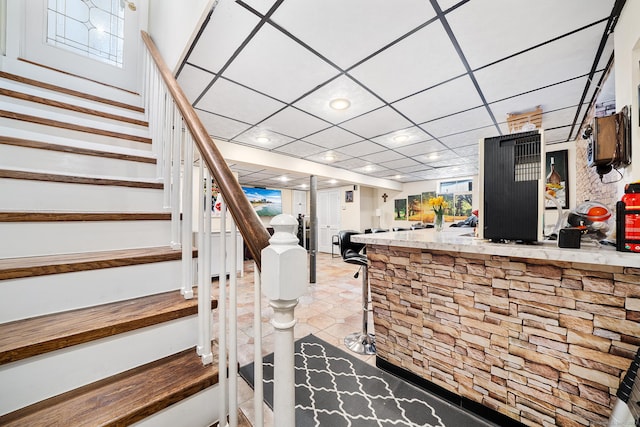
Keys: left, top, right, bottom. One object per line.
{"left": 0, "top": 110, "right": 152, "bottom": 144}
{"left": 0, "top": 246, "right": 197, "bottom": 281}
{"left": 0, "top": 135, "right": 156, "bottom": 164}
{"left": 0, "top": 169, "right": 163, "bottom": 189}
{"left": 0, "top": 290, "right": 217, "bottom": 365}
{"left": 0, "top": 211, "right": 171, "bottom": 222}
{"left": 0, "top": 88, "right": 148, "bottom": 127}
{"left": 0, "top": 70, "right": 144, "bottom": 113}
{"left": 0, "top": 344, "right": 220, "bottom": 426}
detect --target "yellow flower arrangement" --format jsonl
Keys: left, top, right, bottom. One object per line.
{"left": 428, "top": 195, "right": 449, "bottom": 215}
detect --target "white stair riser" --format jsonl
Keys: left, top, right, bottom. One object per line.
{"left": 1, "top": 58, "right": 143, "bottom": 107}
{"left": 0, "top": 144, "right": 157, "bottom": 180}
{"left": 133, "top": 385, "right": 221, "bottom": 427}
{"left": 0, "top": 179, "right": 167, "bottom": 212}
{"left": 0, "top": 117, "right": 154, "bottom": 151}
{"left": 0, "top": 260, "right": 190, "bottom": 323}
{"left": 0, "top": 125, "right": 155, "bottom": 159}
{"left": 1, "top": 100, "right": 149, "bottom": 137}
{"left": 0, "top": 316, "right": 200, "bottom": 415}
{"left": 0, "top": 79, "right": 146, "bottom": 121}
{"left": 0, "top": 220, "right": 174, "bottom": 258}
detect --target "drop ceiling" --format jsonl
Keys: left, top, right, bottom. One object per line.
{"left": 177, "top": 0, "right": 621, "bottom": 190}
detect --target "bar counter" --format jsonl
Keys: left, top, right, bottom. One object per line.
{"left": 353, "top": 229, "right": 640, "bottom": 426}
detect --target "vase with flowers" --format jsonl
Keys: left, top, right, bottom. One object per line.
{"left": 428, "top": 195, "right": 448, "bottom": 232}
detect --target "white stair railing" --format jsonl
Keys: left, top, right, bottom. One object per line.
{"left": 141, "top": 31, "right": 306, "bottom": 427}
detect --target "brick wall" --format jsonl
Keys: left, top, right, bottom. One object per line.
{"left": 368, "top": 245, "right": 640, "bottom": 426}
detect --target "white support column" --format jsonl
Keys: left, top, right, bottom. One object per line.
{"left": 261, "top": 215, "right": 308, "bottom": 427}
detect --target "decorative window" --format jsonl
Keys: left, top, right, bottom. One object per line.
{"left": 46, "top": 0, "right": 125, "bottom": 67}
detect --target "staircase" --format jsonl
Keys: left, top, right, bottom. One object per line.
{"left": 0, "top": 69, "right": 223, "bottom": 426}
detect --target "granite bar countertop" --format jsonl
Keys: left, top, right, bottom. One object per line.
{"left": 352, "top": 228, "right": 640, "bottom": 268}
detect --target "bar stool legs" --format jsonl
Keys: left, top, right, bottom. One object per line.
{"left": 344, "top": 264, "right": 375, "bottom": 355}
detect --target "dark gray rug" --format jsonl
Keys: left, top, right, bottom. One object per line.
{"left": 239, "top": 334, "right": 498, "bottom": 427}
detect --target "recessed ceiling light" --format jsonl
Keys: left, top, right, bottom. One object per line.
{"left": 393, "top": 135, "right": 408, "bottom": 143}
{"left": 328, "top": 179, "right": 338, "bottom": 184}
{"left": 256, "top": 136, "right": 270, "bottom": 143}
{"left": 278, "top": 176, "right": 289, "bottom": 182}
{"left": 324, "top": 153, "right": 336, "bottom": 162}
{"left": 394, "top": 174, "right": 403, "bottom": 179}
{"left": 329, "top": 98, "right": 351, "bottom": 110}
{"left": 363, "top": 165, "right": 375, "bottom": 172}
{"left": 428, "top": 153, "right": 439, "bottom": 160}
{"left": 299, "top": 183, "right": 308, "bottom": 189}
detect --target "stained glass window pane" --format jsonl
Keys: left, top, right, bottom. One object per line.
{"left": 46, "top": 0, "right": 125, "bottom": 68}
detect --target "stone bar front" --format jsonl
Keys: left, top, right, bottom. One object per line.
{"left": 353, "top": 230, "right": 640, "bottom": 426}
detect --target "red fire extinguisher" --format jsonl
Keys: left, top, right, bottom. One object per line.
{"left": 622, "top": 182, "right": 640, "bottom": 252}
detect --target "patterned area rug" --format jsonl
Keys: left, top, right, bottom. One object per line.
{"left": 239, "top": 334, "right": 497, "bottom": 427}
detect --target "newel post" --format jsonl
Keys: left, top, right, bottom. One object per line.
{"left": 261, "top": 214, "right": 308, "bottom": 427}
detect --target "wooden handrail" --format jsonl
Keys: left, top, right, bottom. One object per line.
{"left": 141, "top": 31, "right": 270, "bottom": 269}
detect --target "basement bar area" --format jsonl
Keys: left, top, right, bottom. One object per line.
{"left": 353, "top": 229, "right": 640, "bottom": 426}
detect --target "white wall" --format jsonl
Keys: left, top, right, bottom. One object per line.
{"left": 614, "top": 0, "right": 640, "bottom": 191}
{"left": 375, "top": 177, "right": 479, "bottom": 230}
{"left": 148, "top": 0, "right": 214, "bottom": 72}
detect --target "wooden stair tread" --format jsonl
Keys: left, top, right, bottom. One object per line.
{"left": 0, "top": 135, "right": 156, "bottom": 164}
{"left": 0, "top": 211, "right": 171, "bottom": 222}
{"left": 0, "top": 110, "right": 151, "bottom": 144}
{"left": 0, "top": 290, "right": 216, "bottom": 365}
{"left": 0, "top": 246, "right": 196, "bottom": 280}
{"left": 0, "top": 71, "right": 144, "bottom": 113}
{"left": 0, "top": 88, "right": 148, "bottom": 127}
{"left": 0, "top": 345, "right": 219, "bottom": 426}
{"left": 0, "top": 169, "right": 164, "bottom": 189}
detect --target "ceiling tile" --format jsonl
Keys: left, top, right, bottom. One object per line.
{"left": 439, "top": 127, "right": 499, "bottom": 149}
{"left": 395, "top": 140, "right": 447, "bottom": 157}
{"left": 177, "top": 64, "right": 214, "bottom": 104}
{"left": 370, "top": 126, "right": 433, "bottom": 148}
{"left": 273, "top": 140, "right": 326, "bottom": 158}
{"left": 489, "top": 76, "right": 590, "bottom": 124}
{"left": 223, "top": 24, "right": 339, "bottom": 103}
{"left": 354, "top": 164, "right": 390, "bottom": 175}
{"left": 302, "top": 126, "right": 363, "bottom": 149}
{"left": 196, "top": 78, "right": 285, "bottom": 124}
{"left": 240, "top": 0, "right": 279, "bottom": 15}
{"left": 436, "top": 0, "right": 465, "bottom": 12}
{"left": 393, "top": 76, "right": 483, "bottom": 124}
{"left": 448, "top": 0, "right": 615, "bottom": 69}
{"left": 350, "top": 20, "right": 465, "bottom": 102}
{"left": 233, "top": 126, "right": 293, "bottom": 149}
{"left": 420, "top": 107, "right": 496, "bottom": 138}
{"left": 542, "top": 106, "right": 582, "bottom": 130}
{"left": 260, "top": 107, "right": 331, "bottom": 138}
{"left": 271, "top": 0, "right": 436, "bottom": 69}
{"left": 380, "top": 157, "right": 422, "bottom": 170}
{"left": 305, "top": 150, "right": 352, "bottom": 164}
{"left": 474, "top": 22, "right": 607, "bottom": 103}
{"left": 360, "top": 150, "right": 405, "bottom": 164}
{"left": 293, "top": 75, "right": 385, "bottom": 124}
{"left": 453, "top": 144, "right": 478, "bottom": 157}
{"left": 398, "top": 164, "right": 432, "bottom": 173}
{"left": 544, "top": 127, "right": 572, "bottom": 144}
{"left": 187, "top": 1, "right": 260, "bottom": 74}
{"left": 333, "top": 157, "right": 370, "bottom": 170}
{"left": 340, "top": 107, "right": 413, "bottom": 139}
{"left": 196, "top": 109, "right": 252, "bottom": 140}
{"left": 335, "top": 140, "right": 386, "bottom": 157}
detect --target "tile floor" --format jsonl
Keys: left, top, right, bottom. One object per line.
{"left": 212, "top": 251, "right": 377, "bottom": 426}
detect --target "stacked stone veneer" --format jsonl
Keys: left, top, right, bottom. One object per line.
{"left": 367, "top": 245, "right": 640, "bottom": 426}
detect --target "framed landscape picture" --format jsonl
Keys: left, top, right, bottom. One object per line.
{"left": 394, "top": 199, "right": 407, "bottom": 220}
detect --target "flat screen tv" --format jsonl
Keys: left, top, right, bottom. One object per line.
{"left": 242, "top": 187, "right": 283, "bottom": 217}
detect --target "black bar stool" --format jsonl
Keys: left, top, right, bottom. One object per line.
{"left": 338, "top": 230, "right": 375, "bottom": 355}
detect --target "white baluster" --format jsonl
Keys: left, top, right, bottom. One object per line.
{"left": 219, "top": 197, "right": 228, "bottom": 423}
{"left": 229, "top": 217, "right": 238, "bottom": 427}
{"left": 181, "top": 132, "right": 194, "bottom": 299}
{"left": 253, "top": 264, "right": 263, "bottom": 427}
{"left": 170, "top": 106, "right": 181, "bottom": 249}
